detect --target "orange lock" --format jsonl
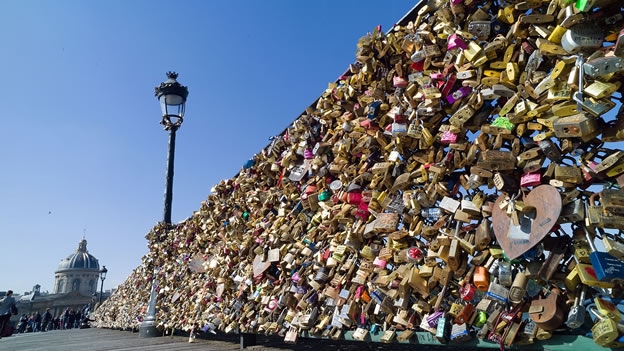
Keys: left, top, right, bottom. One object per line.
{"left": 473, "top": 256, "right": 494, "bottom": 292}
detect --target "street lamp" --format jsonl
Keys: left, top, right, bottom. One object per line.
{"left": 98, "top": 265, "right": 108, "bottom": 305}
{"left": 139, "top": 72, "right": 189, "bottom": 338}
{"left": 156, "top": 71, "right": 189, "bottom": 224}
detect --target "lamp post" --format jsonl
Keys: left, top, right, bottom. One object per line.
{"left": 98, "top": 266, "right": 108, "bottom": 306}
{"left": 139, "top": 72, "right": 189, "bottom": 338}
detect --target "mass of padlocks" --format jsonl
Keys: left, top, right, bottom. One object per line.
{"left": 95, "top": 0, "right": 624, "bottom": 348}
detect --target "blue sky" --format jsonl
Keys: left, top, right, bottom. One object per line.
{"left": 0, "top": 1, "right": 416, "bottom": 295}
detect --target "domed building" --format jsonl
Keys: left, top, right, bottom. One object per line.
{"left": 53, "top": 238, "right": 101, "bottom": 295}
{"left": 15, "top": 238, "right": 109, "bottom": 322}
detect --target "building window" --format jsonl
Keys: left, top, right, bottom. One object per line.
{"left": 72, "top": 279, "right": 81, "bottom": 292}
{"left": 57, "top": 279, "right": 65, "bottom": 293}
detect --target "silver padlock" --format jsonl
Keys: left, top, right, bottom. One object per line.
{"left": 559, "top": 198, "right": 586, "bottom": 223}
{"left": 561, "top": 23, "right": 603, "bottom": 54}
{"left": 467, "top": 20, "right": 491, "bottom": 37}
{"left": 583, "top": 56, "right": 624, "bottom": 78}
{"left": 565, "top": 285, "right": 587, "bottom": 329}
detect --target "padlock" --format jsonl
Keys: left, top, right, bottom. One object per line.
{"left": 520, "top": 172, "right": 541, "bottom": 187}
{"left": 508, "top": 271, "right": 527, "bottom": 305}
{"left": 528, "top": 287, "right": 568, "bottom": 330}
{"left": 602, "top": 117, "right": 624, "bottom": 142}
{"left": 440, "top": 130, "right": 458, "bottom": 144}
{"left": 600, "top": 188, "right": 624, "bottom": 215}
{"left": 435, "top": 316, "right": 451, "bottom": 344}
{"left": 486, "top": 277, "right": 509, "bottom": 304}
{"left": 476, "top": 150, "right": 516, "bottom": 171}
{"left": 380, "top": 327, "right": 396, "bottom": 343}
{"left": 450, "top": 322, "right": 472, "bottom": 343}
{"left": 493, "top": 172, "right": 519, "bottom": 193}
{"left": 352, "top": 327, "right": 369, "bottom": 341}
{"left": 587, "top": 193, "right": 624, "bottom": 230}
{"left": 590, "top": 306, "right": 619, "bottom": 346}
{"left": 601, "top": 228, "right": 624, "bottom": 262}
{"left": 554, "top": 157, "right": 583, "bottom": 184}
{"left": 582, "top": 218, "right": 624, "bottom": 283}
{"left": 566, "top": 285, "right": 587, "bottom": 329}
{"left": 475, "top": 218, "right": 492, "bottom": 251}
{"left": 538, "top": 139, "right": 562, "bottom": 162}
{"left": 474, "top": 256, "right": 494, "bottom": 292}
{"left": 560, "top": 23, "right": 604, "bottom": 54}
{"left": 449, "top": 104, "right": 475, "bottom": 128}
{"left": 583, "top": 56, "right": 624, "bottom": 78}
{"left": 584, "top": 81, "right": 619, "bottom": 100}
{"left": 594, "top": 297, "right": 622, "bottom": 322}
{"left": 558, "top": 196, "right": 585, "bottom": 223}
{"left": 552, "top": 113, "right": 599, "bottom": 140}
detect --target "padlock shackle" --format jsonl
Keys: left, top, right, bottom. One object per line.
{"left": 582, "top": 222, "right": 598, "bottom": 253}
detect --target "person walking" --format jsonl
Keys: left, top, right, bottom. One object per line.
{"left": 33, "top": 311, "right": 42, "bottom": 332}
{"left": 74, "top": 310, "right": 81, "bottom": 329}
{"left": 61, "top": 309, "right": 68, "bottom": 329}
{"left": 42, "top": 308, "right": 52, "bottom": 332}
{"left": 0, "top": 290, "right": 17, "bottom": 338}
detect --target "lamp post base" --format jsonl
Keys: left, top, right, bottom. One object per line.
{"left": 139, "top": 322, "right": 159, "bottom": 338}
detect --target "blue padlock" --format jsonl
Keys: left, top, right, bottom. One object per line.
{"left": 584, "top": 225, "right": 624, "bottom": 282}
{"left": 367, "top": 100, "right": 381, "bottom": 120}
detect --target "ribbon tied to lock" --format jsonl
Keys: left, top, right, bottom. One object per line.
{"left": 492, "top": 185, "right": 562, "bottom": 260}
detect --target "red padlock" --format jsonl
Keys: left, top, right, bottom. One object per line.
{"left": 355, "top": 201, "right": 369, "bottom": 221}
{"left": 411, "top": 60, "right": 425, "bottom": 72}
{"left": 460, "top": 283, "right": 477, "bottom": 301}
{"left": 347, "top": 191, "right": 363, "bottom": 205}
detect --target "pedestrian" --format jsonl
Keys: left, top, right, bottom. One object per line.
{"left": 61, "top": 309, "right": 68, "bottom": 329}
{"left": 67, "top": 309, "right": 75, "bottom": 329}
{"left": 33, "top": 311, "right": 41, "bottom": 332}
{"left": 0, "top": 290, "right": 17, "bottom": 338}
{"left": 42, "top": 308, "right": 52, "bottom": 332}
{"left": 74, "top": 310, "right": 81, "bottom": 329}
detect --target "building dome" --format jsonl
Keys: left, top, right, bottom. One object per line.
{"left": 56, "top": 239, "right": 100, "bottom": 272}
{"left": 53, "top": 238, "right": 102, "bottom": 295}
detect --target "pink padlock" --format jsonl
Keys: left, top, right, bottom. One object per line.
{"left": 430, "top": 72, "right": 444, "bottom": 81}
{"left": 440, "top": 130, "right": 458, "bottom": 144}
{"left": 292, "top": 272, "right": 301, "bottom": 283}
{"left": 450, "top": 0, "right": 463, "bottom": 4}
{"left": 373, "top": 257, "right": 387, "bottom": 268}
{"left": 447, "top": 33, "right": 468, "bottom": 51}
{"left": 393, "top": 76, "right": 408, "bottom": 88}
{"left": 520, "top": 172, "right": 542, "bottom": 187}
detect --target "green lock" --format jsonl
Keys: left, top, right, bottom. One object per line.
{"left": 318, "top": 190, "right": 331, "bottom": 202}
{"left": 575, "top": 0, "right": 591, "bottom": 12}
{"left": 474, "top": 311, "right": 487, "bottom": 328}
{"left": 491, "top": 116, "right": 515, "bottom": 131}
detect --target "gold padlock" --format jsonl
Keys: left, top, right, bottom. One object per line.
{"left": 590, "top": 307, "right": 619, "bottom": 346}
{"left": 584, "top": 81, "right": 619, "bottom": 100}
{"left": 552, "top": 113, "right": 599, "bottom": 140}
{"left": 554, "top": 157, "right": 583, "bottom": 184}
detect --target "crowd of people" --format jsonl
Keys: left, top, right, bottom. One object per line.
{"left": 15, "top": 306, "right": 92, "bottom": 333}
